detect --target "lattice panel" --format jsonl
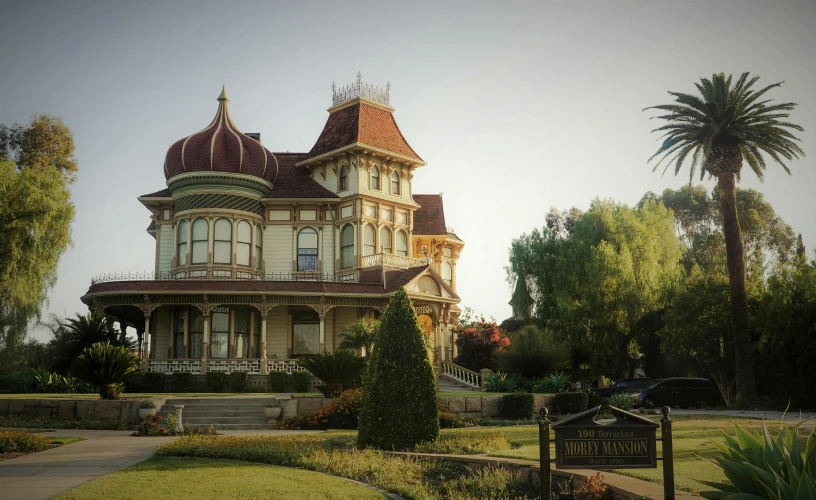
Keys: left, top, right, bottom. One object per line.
{"left": 207, "top": 359, "right": 261, "bottom": 374}
{"left": 148, "top": 360, "right": 202, "bottom": 374}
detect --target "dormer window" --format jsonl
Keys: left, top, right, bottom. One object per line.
{"left": 391, "top": 172, "right": 399, "bottom": 194}
{"left": 339, "top": 166, "right": 348, "bottom": 191}
{"left": 371, "top": 166, "right": 380, "bottom": 190}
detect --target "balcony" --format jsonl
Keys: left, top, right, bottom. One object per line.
{"left": 360, "top": 253, "right": 431, "bottom": 270}
{"left": 90, "top": 270, "right": 375, "bottom": 284}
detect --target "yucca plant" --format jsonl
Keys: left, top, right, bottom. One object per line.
{"left": 700, "top": 417, "right": 816, "bottom": 499}
{"left": 296, "top": 350, "right": 366, "bottom": 397}
{"left": 71, "top": 342, "right": 140, "bottom": 400}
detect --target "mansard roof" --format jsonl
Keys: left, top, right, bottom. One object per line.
{"left": 412, "top": 194, "right": 447, "bottom": 235}
{"left": 264, "top": 153, "right": 339, "bottom": 200}
{"left": 303, "top": 100, "right": 423, "bottom": 163}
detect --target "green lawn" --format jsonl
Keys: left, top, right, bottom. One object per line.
{"left": 485, "top": 415, "right": 811, "bottom": 494}
{"left": 55, "top": 456, "right": 386, "bottom": 499}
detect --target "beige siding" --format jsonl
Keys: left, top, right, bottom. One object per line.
{"left": 265, "top": 307, "right": 288, "bottom": 359}
{"left": 154, "top": 308, "right": 172, "bottom": 360}
{"left": 264, "top": 225, "right": 292, "bottom": 274}
{"left": 157, "top": 225, "right": 174, "bottom": 274}
{"left": 321, "top": 226, "right": 334, "bottom": 276}
{"left": 332, "top": 307, "right": 358, "bottom": 352}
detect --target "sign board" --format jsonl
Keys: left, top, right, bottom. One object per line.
{"left": 551, "top": 405, "right": 658, "bottom": 469}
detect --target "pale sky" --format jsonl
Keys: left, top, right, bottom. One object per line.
{"left": 2, "top": 0, "right": 814, "bottom": 342}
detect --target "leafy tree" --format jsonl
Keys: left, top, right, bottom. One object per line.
{"left": 358, "top": 288, "right": 438, "bottom": 450}
{"left": 338, "top": 318, "right": 379, "bottom": 357}
{"left": 646, "top": 72, "right": 805, "bottom": 405}
{"left": 496, "top": 325, "right": 568, "bottom": 379}
{"left": 0, "top": 115, "right": 76, "bottom": 348}
{"left": 453, "top": 316, "right": 509, "bottom": 371}
{"left": 72, "top": 342, "right": 140, "bottom": 400}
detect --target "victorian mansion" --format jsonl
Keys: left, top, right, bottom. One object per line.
{"left": 81, "top": 75, "right": 464, "bottom": 376}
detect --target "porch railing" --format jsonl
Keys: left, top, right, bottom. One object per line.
{"left": 268, "top": 359, "right": 303, "bottom": 374}
{"left": 440, "top": 361, "right": 482, "bottom": 388}
{"left": 207, "top": 359, "right": 261, "bottom": 374}
{"left": 91, "top": 271, "right": 376, "bottom": 284}
{"left": 147, "top": 359, "right": 202, "bottom": 374}
{"left": 360, "top": 253, "right": 431, "bottom": 269}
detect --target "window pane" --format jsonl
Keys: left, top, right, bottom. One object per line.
{"left": 341, "top": 246, "right": 354, "bottom": 269}
{"left": 256, "top": 244, "right": 262, "bottom": 268}
{"left": 174, "top": 334, "right": 184, "bottom": 358}
{"left": 235, "top": 309, "right": 250, "bottom": 333}
{"left": 178, "top": 242, "right": 188, "bottom": 265}
{"left": 189, "top": 333, "right": 202, "bottom": 358}
{"left": 298, "top": 228, "right": 318, "bottom": 249}
{"left": 363, "top": 225, "right": 375, "bottom": 256}
{"left": 214, "top": 241, "right": 231, "bottom": 264}
{"left": 214, "top": 219, "right": 231, "bottom": 240}
{"left": 371, "top": 167, "right": 379, "bottom": 190}
{"left": 237, "top": 221, "right": 251, "bottom": 242}
{"left": 192, "top": 219, "right": 208, "bottom": 240}
{"left": 341, "top": 225, "right": 354, "bottom": 246}
{"left": 293, "top": 323, "right": 319, "bottom": 355}
{"left": 210, "top": 309, "right": 229, "bottom": 359}
{"left": 340, "top": 167, "right": 348, "bottom": 190}
{"left": 380, "top": 228, "right": 392, "bottom": 253}
{"left": 391, "top": 173, "right": 399, "bottom": 194}
{"left": 396, "top": 231, "right": 407, "bottom": 256}
{"left": 235, "top": 334, "right": 248, "bottom": 358}
{"left": 192, "top": 241, "right": 208, "bottom": 264}
{"left": 237, "top": 242, "right": 250, "bottom": 266}
{"left": 177, "top": 221, "right": 188, "bottom": 244}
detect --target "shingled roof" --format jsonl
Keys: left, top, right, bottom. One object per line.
{"left": 265, "top": 153, "right": 339, "bottom": 199}
{"left": 304, "top": 101, "right": 423, "bottom": 162}
{"left": 140, "top": 188, "right": 171, "bottom": 198}
{"left": 412, "top": 194, "right": 447, "bottom": 235}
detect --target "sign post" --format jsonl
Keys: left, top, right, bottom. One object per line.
{"left": 539, "top": 407, "right": 551, "bottom": 499}
{"left": 661, "top": 407, "right": 675, "bottom": 500}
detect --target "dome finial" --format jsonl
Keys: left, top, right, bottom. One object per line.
{"left": 218, "top": 85, "right": 229, "bottom": 102}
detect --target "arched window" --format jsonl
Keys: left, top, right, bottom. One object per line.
{"left": 391, "top": 172, "right": 400, "bottom": 194}
{"left": 380, "top": 227, "right": 392, "bottom": 254}
{"left": 213, "top": 218, "right": 232, "bottom": 264}
{"left": 340, "top": 224, "right": 355, "bottom": 269}
{"left": 363, "top": 224, "right": 376, "bottom": 256}
{"left": 177, "top": 220, "right": 189, "bottom": 265}
{"left": 371, "top": 166, "right": 380, "bottom": 190}
{"left": 191, "top": 218, "right": 209, "bottom": 264}
{"left": 236, "top": 220, "right": 251, "bottom": 266}
{"left": 339, "top": 166, "right": 348, "bottom": 191}
{"left": 442, "top": 261, "right": 453, "bottom": 287}
{"left": 255, "top": 225, "right": 263, "bottom": 269}
{"left": 396, "top": 230, "right": 408, "bottom": 256}
{"left": 210, "top": 306, "right": 229, "bottom": 358}
{"left": 297, "top": 227, "right": 318, "bottom": 272}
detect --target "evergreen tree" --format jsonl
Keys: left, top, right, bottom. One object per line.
{"left": 357, "top": 288, "right": 439, "bottom": 449}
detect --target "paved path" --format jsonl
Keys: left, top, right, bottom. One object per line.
{"left": 0, "top": 429, "right": 322, "bottom": 500}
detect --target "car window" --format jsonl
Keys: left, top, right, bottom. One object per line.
{"left": 631, "top": 379, "right": 652, "bottom": 388}
{"left": 647, "top": 380, "right": 666, "bottom": 389}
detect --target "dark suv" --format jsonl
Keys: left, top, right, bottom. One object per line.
{"left": 594, "top": 378, "right": 653, "bottom": 398}
{"left": 630, "top": 378, "right": 723, "bottom": 409}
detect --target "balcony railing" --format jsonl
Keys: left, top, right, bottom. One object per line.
{"left": 146, "top": 358, "right": 307, "bottom": 375}
{"left": 207, "top": 359, "right": 261, "bottom": 374}
{"left": 91, "top": 271, "right": 378, "bottom": 285}
{"left": 360, "top": 253, "right": 431, "bottom": 270}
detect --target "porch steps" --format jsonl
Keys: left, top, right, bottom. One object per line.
{"left": 438, "top": 376, "right": 480, "bottom": 392}
{"left": 158, "top": 397, "right": 276, "bottom": 430}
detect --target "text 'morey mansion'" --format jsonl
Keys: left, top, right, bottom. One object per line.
{"left": 81, "top": 75, "right": 464, "bottom": 376}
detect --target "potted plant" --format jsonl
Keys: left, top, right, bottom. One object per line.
{"left": 264, "top": 399, "right": 282, "bottom": 423}
{"left": 139, "top": 400, "right": 158, "bottom": 420}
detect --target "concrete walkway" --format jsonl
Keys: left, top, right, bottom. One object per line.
{"left": 0, "top": 429, "right": 322, "bottom": 500}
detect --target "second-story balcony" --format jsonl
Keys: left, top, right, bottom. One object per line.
{"left": 89, "top": 270, "right": 375, "bottom": 285}
{"left": 360, "top": 253, "right": 432, "bottom": 270}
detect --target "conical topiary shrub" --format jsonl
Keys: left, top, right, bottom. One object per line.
{"left": 357, "top": 288, "right": 439, "bottom": 449}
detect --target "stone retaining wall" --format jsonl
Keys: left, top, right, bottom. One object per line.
{"left": 0, "top": 398, "right": 166, "bottom": 425}
{"left": 438, "top": 394, "right": 555, "bottom": 419}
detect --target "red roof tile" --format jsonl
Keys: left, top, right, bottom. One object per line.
{"left": 265, "top": 153, "right": 339, "bottom": 199}
{"left": 412, "top": 195, "right": 447, "bottom": 235}
{"left": 306, "top": 101, "right": 422, "bottom": 162}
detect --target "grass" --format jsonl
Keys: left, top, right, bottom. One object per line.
{"left": 483, "top": 415, "right": 812, "bottom": 494}
{"left": 155, "top": 432, "right": 535, "bottom": 499}
{"left": 0, "top": 431, "right": 84, "bottom": 462}
{"left": 55, "top": 456, "right": 386, "bottom": 499}
{"left": 0, "top": 414, "right": 128, "bottom": 430}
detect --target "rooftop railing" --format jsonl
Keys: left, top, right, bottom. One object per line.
{"left": 90, "top": 271, "right": 378, "bottom": 285}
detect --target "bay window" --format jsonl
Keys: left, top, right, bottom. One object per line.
{"left": 213, "top": 218, "right": 232, "bottom": 264}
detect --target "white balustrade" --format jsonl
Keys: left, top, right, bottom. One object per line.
{"left": 360, "top": 253, "right": 431, "bottom": 269}
{"left": 440, "top": 361, "right": 482, "bottom": 388}
{"left": 207, "top": 359, "right": 261, "bottom": 374}
{"left": 148, "top": 359, "right": 202, "bottom": 374}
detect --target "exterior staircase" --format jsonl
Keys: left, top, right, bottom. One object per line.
{"left": 438, "top": 378, "right": 480, "bottom": 392}
{"left": 158, "top": 397, "right": 274, "bottom": 430}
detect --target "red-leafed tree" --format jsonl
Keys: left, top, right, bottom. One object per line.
{"left": 454, "top": 314, "right": 510, "bottom": 371}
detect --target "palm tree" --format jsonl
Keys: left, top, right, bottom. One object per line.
{"left": 338, "top": 318, "right": 379, "bottom": 357}
{"left": 646, "top": 72, "right": 805, "bottom": 405}
{"left": 47, "top": 312, "right": 134, "bottom": 374}
{"left": 72, "top": 342, "right": 140, "bottom": 399}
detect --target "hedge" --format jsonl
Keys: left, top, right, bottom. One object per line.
{"left": 229, "top": 371, "right": 248, "bottom": 392}
{"left": 144, "top": 372, "right": 166, "bottom": 393}
{"left": 499, "top": 393, "right": 534, "bottom": 420}
{"left": 555, "top": 392, "right": 589, "bottom": 414}
{"left": 172, "top": 372, "right": 194, "bottom": 392}
{"left": 206, "top": 372, "right": 227, "bottom": 392}
{"left": 268, "top": 372, "right": 290, "bottom": 392}
{"left": 292, "top": 371, "right": 310, "bottom": 393}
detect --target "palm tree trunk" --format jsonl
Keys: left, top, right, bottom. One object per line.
{"left": 716, "top": 173, "right": 756, "bottom": 406}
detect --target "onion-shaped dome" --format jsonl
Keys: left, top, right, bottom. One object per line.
{"left": 164, "top": 86, "right": 278, "bottom": 183}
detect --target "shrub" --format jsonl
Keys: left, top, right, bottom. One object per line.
{"left": 296, "top": 350, "right": 366, "bottom": 397}
{"left": 500, "top": 393, "right": 534, "bottom": 420}
{"left": 268, "top": 371, "right": 290, "bottom": 392}
{"left": 484, "top": 372, "right": 519, "bottom": 393}
{"left": 229, "top": 371, "right": 248, "bottom": 392}
{"left": 443, "top": 465, "right": 532, "bottom": 499}
{"left": 701, "top": 420, "right": 816, "bottom": 499}
{"left": 0, "top": 414, "right": 127, "bottom": 430}
{"left": 453, "top": 317, "right": 509, "bottom": 371}
{"left": 555, "top": 392, "right": 589, "bottom": 415}
{"left": 279, "top": 388, "right": 362, "bottom": 430}
{"left": 0, "top": 430, "right": 51, "bottom": 453}
{"left": 587, "top": 391, "right": 602, "bottom": 408}
{"left": 292, "top": 371, "right": 310, "bottom": 392}
{"left": 172, "top": 372, "right": 193, "bottom": 392}
{"left": 358, "top": 288, "right": 439, "bottom": 450}
{"left": 205, "top": 372, "right": 226, "bottom": 392}
{"left": 143, "top": 372, "right": 166, "bottom": 393}
{"left": 497, "top": 326, "right": 569, "bottom": 379}
{"left": 574, "top": 472, "right": 610, "bottom": 500}
{"left": 71, "top": 342, "right": 141, "bottom": 399}
{"left": 414, "top": 431, "right": 511, "bottom": 454}
{"left": 531, "top": 372, "right": 571, "bottom": 393}
{"left": 609, "top": 392, "right": 633, "bottom": 411}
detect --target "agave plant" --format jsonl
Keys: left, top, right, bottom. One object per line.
{"left": 701, "top": 417, "right": 816, "bottom": 499}
{"left": 296, "top": 350, "right": 366, "bottom": 397}
{"left": 71, "top": 342, "right": 141, "bottom": 399}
